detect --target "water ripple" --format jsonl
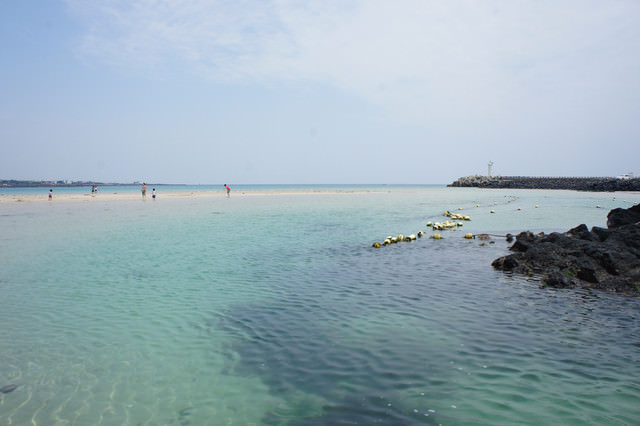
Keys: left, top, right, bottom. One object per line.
{"left": 2, "top": 190, "right": 640, "bottom": 424}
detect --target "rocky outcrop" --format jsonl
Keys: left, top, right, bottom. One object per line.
{"left": 607, "top": 203, "right": 640, "bottom": 228}
{"left": 492, "top": 204, "right": 640, "bottom": 294}
{"left": 449, "top": 176, "right": 640, "bottom": 191}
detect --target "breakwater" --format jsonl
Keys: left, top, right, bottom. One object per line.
{"left": 448, "top": 176, "right": 640, "bottom": 191}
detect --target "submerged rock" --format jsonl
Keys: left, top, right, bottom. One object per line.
{"left": 1, "top": 384, "right": 18, "bottom": 394}
{"left": 492, "top": 204, "right": 640, "bottom": 294}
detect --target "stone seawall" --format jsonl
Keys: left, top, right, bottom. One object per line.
{"left": 448, "top": 176, "right": 640, "bottom": 191}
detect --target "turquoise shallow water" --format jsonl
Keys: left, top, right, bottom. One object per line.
{"left": 1, "top": 186, "right": 639, "bottom": 425}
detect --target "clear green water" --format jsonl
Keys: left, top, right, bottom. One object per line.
{"left": 1, "top": 186, "right": 639, "bottom": 425}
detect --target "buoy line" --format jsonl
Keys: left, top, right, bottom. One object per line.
{"left": 370, "top": 209, "right": 515, "bottom": 248}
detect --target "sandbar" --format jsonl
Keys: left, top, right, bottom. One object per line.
{"left": 0, "top": 188, "right": 385, "bottom": 204}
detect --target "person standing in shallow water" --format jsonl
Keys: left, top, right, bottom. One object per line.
{"left": 48, "top": 189, "right": 53, "bottom": 200}
{"left": 152, "top": 188, "right": 156, "bottom": 200}
{"left": 224, "top": 184, "right": 231, "bottom": 198}
{"left": 141, "top": 183, "right": 147, "bottom": 199}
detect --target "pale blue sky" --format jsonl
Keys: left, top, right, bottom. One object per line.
{"left": 1, "top": 1, "right": 639, "bottom": 184}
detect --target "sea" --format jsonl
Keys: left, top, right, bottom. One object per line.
{"left": 1, "top": 185, "right": 639, "bottom": 425}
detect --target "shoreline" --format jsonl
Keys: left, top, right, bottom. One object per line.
{"left": 0, "top": 188, "right": 391, "bottom": 204}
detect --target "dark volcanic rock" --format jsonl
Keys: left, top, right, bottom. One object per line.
{"left": 492, "top": 204, "right": 640, "bottom": 294}
{"left": 607, "top": 203, "right": 640, "bottom": 228}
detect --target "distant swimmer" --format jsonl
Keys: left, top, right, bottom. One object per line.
{"left": 141, "top": 183, "right": 147, "bottom": 199}
{"left": 48, "top": 189, "right": 53, "bottom": 200}
{"left": 224, "top": 184, "right": 231, "bottom": 198}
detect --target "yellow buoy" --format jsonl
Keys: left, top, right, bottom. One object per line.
{"left": 372, "top": 242, "right": 381, "bottom": 248}
{"left": 464, "top": 233, "right": 473, "bottom": 239}
{"left": 490, "top": 210, "right": 495, "bottom": 213}
{"left": 432, "top": 234, "right": 442, "bottom": 240}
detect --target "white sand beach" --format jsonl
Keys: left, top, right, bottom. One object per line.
{"left": 0, "top": 191, "right": 230, "bottom": 204}
{"left": 0, "top": 188, "right": 385, "bottom": 204}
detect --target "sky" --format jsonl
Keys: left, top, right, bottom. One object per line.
{"left": 1, "top": 0, "right": 639, "bottom": 184}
